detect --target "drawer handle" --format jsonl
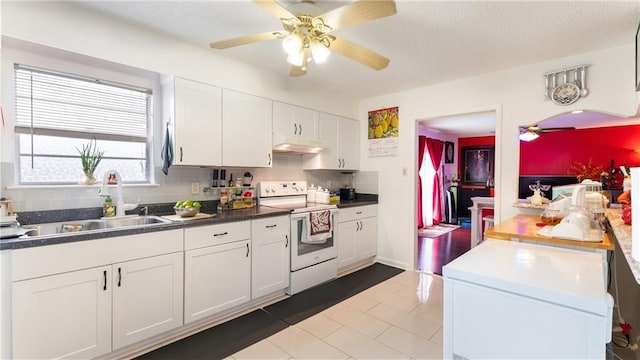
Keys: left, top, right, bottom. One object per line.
{"left": 213, "top": 232, "right": 228, "bottom": 237}
{"left": 103, "top": 270, "right": 107, "bottom": 291}
{"left": 117, "top": 267, "right": 122, "bottom": 287}
{"left": 356, "top": 211, "right": 363, "bottom": 214}
{"left": 266, "top": 224, "right": 277, "bottom": 229}
{"left": 285, "top": 234, "right": 289, "bottom": 248}
{"left": 246, "top": 243, "right": 250, "bottom": 257}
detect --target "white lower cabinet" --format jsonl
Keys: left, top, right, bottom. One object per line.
{"left": 337, "top": 205, "right": 377, "bottom": 270}
{"left": 112, "top": 252, "right": 184, "bottom": 349}
{"left": 10, "top": 230, "right": 184, "bottom": 359}
{"left": 12, "top": 266, "right": 112, "bottom": 359}
{"left": 251, "top": 216, "right": 290, "bottom": 299}
{"left": 184, "top": 222, "right": 251, "bottom": 323}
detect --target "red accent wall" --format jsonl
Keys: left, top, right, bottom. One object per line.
{"left": 519, "top": 125, "right": 640, "bottom": 177}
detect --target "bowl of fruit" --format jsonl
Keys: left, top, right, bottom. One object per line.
{"left": 174, "top": 200, "right": 201, "bottom": 218}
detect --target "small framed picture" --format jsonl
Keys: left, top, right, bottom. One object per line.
{"left": 444, "top": 141, "right": 455, "bottom": 164}
{"left": 462, "top": 146, "right": 494, "bottom": 185}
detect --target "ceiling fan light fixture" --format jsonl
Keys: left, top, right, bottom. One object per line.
{"left": 282, "top": 34, "right": 302, "bottom": 55}
{"left": 310, "top": 41, "right": 330, "bottom": 63}
{"left": 286, "top": 51, "right": 305, "bottom": 67}
{"left": 519, "top": 131, "right": 540, "bottom": 142}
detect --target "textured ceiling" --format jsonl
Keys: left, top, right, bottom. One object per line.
{"left": 72, "top": 0, "right": 640, "bottom": 101}
{"left": 64, "top": 1, "right": 640, "bottom": 137}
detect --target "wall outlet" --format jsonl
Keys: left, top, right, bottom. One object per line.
{"left": 191, "top": 182, "right": 199, "bottom": 195}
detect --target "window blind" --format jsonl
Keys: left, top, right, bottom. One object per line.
{"left": 14, "top": 64, "right": 150, "bottom": 138}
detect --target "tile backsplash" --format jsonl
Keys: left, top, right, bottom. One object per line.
{"left": 0, "top": 154, "right": 377, "bottom": 212}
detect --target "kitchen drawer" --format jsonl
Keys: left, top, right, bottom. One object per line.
{"left": 338, "top": 205, "right": 377, "bottom": 223}
{"left": 251, "top": 216, "right": 289, "bottom": 238}
{"left": 185, "top": 221, "right": 250, "bottom": 250}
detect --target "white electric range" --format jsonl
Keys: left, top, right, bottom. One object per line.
{"left": 258, "top": 181, "right": 339, "bottom": 294}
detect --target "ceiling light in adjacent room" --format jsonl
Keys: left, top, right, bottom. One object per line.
{"left": 519, "top": 131, "right": 540, "bottom": 142}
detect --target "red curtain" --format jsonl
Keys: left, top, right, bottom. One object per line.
{"left": 417, "top": 136, "right": 427, "bottom": 228}
{"left": 426, "top": 138, "right": 445, "bottom": 224}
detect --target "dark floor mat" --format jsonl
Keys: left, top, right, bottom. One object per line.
{"left": 264, "top": 263, "right": 404, "bottom": 325}
{"left": 134, "top": 309, "right": 288, "bottom": 360}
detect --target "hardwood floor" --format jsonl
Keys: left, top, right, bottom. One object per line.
{"left": 417, "top": 226, "right": 471, "bottom": 275}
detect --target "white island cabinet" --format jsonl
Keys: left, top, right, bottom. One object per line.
{"left": 184, "top": 221, "right": 252, "bottom": 323}
{"left": 303, "top": 113, "right": 359, "bottom": 170}
{"left": 162, "top": 76, "right": 222, "bottom": 167}
{"left": 222, "top": 89, "right": 273, "bottom": 167}
{"left": 10, "top": 229, "right": 183, "bottom": 359}
{"left": 251, "top": 216, "right": 290, "bottom": 299}
{"left": 443, "top": 240, "right": 613, "bottom": 359}
{"left": 337, "top": 205, "right": 377, "bottom": 271}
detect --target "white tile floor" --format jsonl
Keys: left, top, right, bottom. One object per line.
{"left": 230, "top": 271, "right": 444, "bottom": 360}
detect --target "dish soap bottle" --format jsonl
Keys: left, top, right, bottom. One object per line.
{"left": 103, "top": 195, "right": 116, "bottom": 217}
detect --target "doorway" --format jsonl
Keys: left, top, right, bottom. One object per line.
{"left": 415, "top": 110, "right": 496, "bottom": 274}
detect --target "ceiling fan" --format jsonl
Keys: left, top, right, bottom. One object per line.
{"left": 209, "top": 0, "right": 397, "bottom": 77}
{"left": 518, "top": 125, "right": 576, "bottom": 141}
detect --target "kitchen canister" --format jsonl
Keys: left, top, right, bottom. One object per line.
{"left": 307, "top": 184, "right": 317, "bottom": 203}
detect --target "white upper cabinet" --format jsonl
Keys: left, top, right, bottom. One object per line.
{"left": 273, "top": 102, "right": 318, "bottom": 139}
{"left": 163, "top": 76, "right": 222, "bottom": 167}
{"left": 222, "top": 89, "right": 273, "bottom": 167}
{"left": 303, "top": 113, "right": 359, "bottom": 170}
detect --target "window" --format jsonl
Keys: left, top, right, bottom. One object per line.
{"left": 14, "top": 64, "right": 152, "bottom": 185}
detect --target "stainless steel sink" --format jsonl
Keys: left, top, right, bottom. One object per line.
{"left": 22, "top": 216, "right": 172, "bottom": 237}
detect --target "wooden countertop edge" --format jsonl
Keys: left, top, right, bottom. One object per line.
{"left": 485, "top": 214, "right": 614, "bottom": 251}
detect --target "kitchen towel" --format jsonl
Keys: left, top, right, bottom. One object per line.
{"left": 303, "top": 210, "right": 332, "bottom": 244}
{"left": 161, "top": 123, "right": 173, "bottom": 175}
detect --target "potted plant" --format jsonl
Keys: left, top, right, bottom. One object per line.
{"left": 77, "top": 138, "right": 104, "bottom": 185}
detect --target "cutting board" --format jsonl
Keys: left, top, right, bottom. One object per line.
{"left": 162, "top": 213, "right": 216, "bottom": 222}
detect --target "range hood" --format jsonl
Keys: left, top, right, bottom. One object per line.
{"left": 272, "top": 133, "right": 325, "bottom": 154}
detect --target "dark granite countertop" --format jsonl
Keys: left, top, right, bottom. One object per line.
{"left": 1, "top": 205, "right": 291, "bottom": 251}
{"left": 1, "top": 195, "right": 378, "bottom": 251}
{"left": 337, "top": 193, "right": 378, "bottom": 208}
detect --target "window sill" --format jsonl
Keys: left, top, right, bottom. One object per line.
{"left": 6, "top": 183, "right": 160, "bottom": 190}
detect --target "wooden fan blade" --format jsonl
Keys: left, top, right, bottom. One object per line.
{"left": 330, "top": 36, "right": 390, "bottom": 70}
{"left": 253, "top": 0, "right": 296, "bottom": 21}
{"left": 289, "top": 65, "right": 307, "bottom": 77}
{"left": 210, "top": 31, "right": 286, "bottom": 49}
{"left": 318, "top": 0, "right": 397, "bottom": 32}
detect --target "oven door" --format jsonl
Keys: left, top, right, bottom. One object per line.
{"left": 290, "top": 209, "right": 338, "bottom": 271}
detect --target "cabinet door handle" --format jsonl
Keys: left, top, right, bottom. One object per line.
{"left": 246, "top": 243, "right": 250, "bottom": 257}
{"left": 285, "top": 234, "right": 289, "bottom": 247}
{"left": 268, "top": 153, "right": 272, "bottom": 166}
{"left": 103, "top": 270, "right": 107, "bottom": 291}
{"left": 360, "top": 221, "right": 363, "bottom": 230}
{"left": 299, "top": 124, "right": 302, "bottom": 136}
{"left": 294, "top": 123, "right": 298, "bottom": 135}
{"left": 117, "top": 267, "right": 122, "bottom": 287}
{"left": 357, "top": 221, "right": 360, "bottom": 231}
{"left": 266, "top": 224, "right": 277, "bottom": 229}
{"left": 213, "top": 232, "right": 228, "bottom": 237}
{"left": 180, "top": 147, "right": 184, "bottom": 162}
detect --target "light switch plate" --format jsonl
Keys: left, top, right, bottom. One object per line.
{"left": 191, "top": 182, "right": 199, "bottom": 195}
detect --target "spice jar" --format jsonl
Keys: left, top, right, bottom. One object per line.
{"left": 220, "top": 191, "right": 228, "bottom": 208}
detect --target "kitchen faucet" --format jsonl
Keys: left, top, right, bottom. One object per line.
{"left": 99, "top": 170, "right": 138, "bottom": 217}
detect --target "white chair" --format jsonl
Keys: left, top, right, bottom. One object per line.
{"left": 481, "top": 215, "right": 494, "bottom": 244}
